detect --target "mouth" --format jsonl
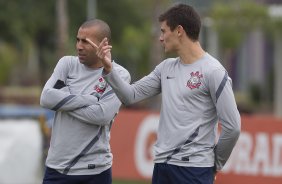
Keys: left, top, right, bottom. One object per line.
{"left": 78, "top": 54, "right": 86, "bottom": 60}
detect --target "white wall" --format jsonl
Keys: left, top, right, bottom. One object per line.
{"left": 0, "top": 119, "right": 43, "bottom": 184}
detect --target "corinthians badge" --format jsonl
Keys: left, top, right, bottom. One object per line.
{"left": 187, "top": 71, "right": 203, "bottom": 89}
{"left": 94, "top": 77, "right": 107, "bottom": 94}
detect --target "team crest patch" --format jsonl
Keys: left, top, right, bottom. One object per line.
{"left": 94, "top": 77, "right": 107, "bottom": 94}
{"left": 187, "top": 71, "right": 203, "bottom": 89}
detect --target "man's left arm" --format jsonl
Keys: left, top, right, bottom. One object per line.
{"left": 67, "top": 69, "right": 131, "bottom": 125}
{"left": 210, "top": 69, "right": 241, "bottom": 171}
{"left": 67, "top": 87, "right": 122, "bottom": 126}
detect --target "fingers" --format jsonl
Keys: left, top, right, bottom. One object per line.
{"left": 213, "top": 173, "right": 217, "bottom": 184}
{"left": 99, "top": 37, "right": 108, "bottom": 47}
{"left": 96, "top": 46, "right": 112, "bottom": 59}
{"left": 96, "top": 38, "right": 112, "bottom": 60}
{"left": 86, "top": 37, "right": 108, "bottom": 49}
{"left": 85, "top": 38, "right": 98, "bottom": 49}
{"left": 96, "top": 38, "right": 113, "bottom": 73}
{"left": 85, "top": 37, "right": 113, "bottom": 73}
{"left": 86, "top": 37, "right": 112, "bottom": 60}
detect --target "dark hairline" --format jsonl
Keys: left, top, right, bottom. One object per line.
{"left": 158, "top": 4, "right": 201, "bottom": 41}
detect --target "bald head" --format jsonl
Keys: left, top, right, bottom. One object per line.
{"left": 80, "top": 19, "right": 111, "bottom": 42}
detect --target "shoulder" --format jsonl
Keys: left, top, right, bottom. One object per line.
{"left": 57, "top": 56, "right": 79, "bottom": 66}
{"left": 58, "top": 55, "right": 77, "bottom": 62}
{"left": 202, "top": 53, "right": 226, "bottom": 75}
{"left": 201, "top": 53, "right": 231, "bottom": 84}
{"left": 161, "top": 57, "right": 178, "bottom": 66}
{"left": 112, "top": 61, "right": 129, "bottom": 74}
{"left": 155, "top": 57, "right": 179, "bottom": 70}
{"left": 53, "top": 56, "right": 79, "bottom": 73}
{"left": 112, "top": 61, "right": 131, "bottom": 82}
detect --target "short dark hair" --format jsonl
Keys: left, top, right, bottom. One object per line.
{"left": 159, "top": 4, "right": 201, "bottom": 41}
{"left": 80, "top": 19, "right": 111, "bottom": 42}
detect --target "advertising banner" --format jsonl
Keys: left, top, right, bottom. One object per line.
{"left": 111, "top": 109, "right": 282, "bottom": 184}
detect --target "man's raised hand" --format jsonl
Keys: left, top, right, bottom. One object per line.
{"left": 86, "top": 37, "right": 113, "bottom": 74}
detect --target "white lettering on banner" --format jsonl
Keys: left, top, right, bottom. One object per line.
{"left": 223, "top": 132, "right": 253, "bottom": 173}
{"left": 272, "top": 134, "right": 282, "bottom": 175}
{"left": 134, "top": 115, "right": 159, "bottom": 178}
{"left": 251, "top": 133, "right": 271, "bottom": 175}
{"left": 222, "top": 132, "right": 282, "bottom": 177}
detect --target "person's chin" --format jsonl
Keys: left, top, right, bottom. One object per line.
{"left": 163, "top": 46, "right": 170, "bottom": 53}
{"left": 79, "top": 59, "right": 87, "bottom": 65}
{"left": 164, "top": 48, "right": 171, "bottom": 53}
{"left": 78, "top": 56, "right": 85, "bottom": 62}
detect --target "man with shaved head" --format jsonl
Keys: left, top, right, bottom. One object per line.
{"left": 40, "top": 19, "right": 130, "bottom": 184}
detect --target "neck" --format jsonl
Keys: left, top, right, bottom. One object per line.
{"left": 87, "top": 60, "right": 103, "bottom": 69}
{"left": 178, "top": 40, "right": 205, "bottom": 64}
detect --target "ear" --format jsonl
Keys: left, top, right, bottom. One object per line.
{"left": 176, "top": 25, "right": 184, "bottom": 36}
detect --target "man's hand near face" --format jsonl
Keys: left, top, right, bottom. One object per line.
{"left": 86, "top": 37, "right": 113, "bottom": 74}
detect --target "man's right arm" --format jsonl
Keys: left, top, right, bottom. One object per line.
{"left": 40, "top": 85, "right": 98, "bottom": 111}
{"left": 40, "top": 57, "right": 98, "bottom": 111}
{"left": 97, "top": 37, "right": 161, "bottom": 105}
{"left": 103, "top": 66, "right": 161, "bottom": 105}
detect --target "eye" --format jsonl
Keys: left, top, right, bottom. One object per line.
{"left": 81, "top": 39, "right": 88, "bottom": 43}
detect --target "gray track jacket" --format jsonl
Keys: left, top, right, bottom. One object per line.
{"left": 103, "top": 53, "right": 241, "bottom": 171}
{"left": 40, "top": 56, "right": 130, "bottom": 175}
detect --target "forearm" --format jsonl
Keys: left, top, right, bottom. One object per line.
{"left": 215, "top": 121, "right": 240, "bottom": 171}
{"left": 40, "top": 88, "right": 98, "bottom": 111}
{"left": 67, "top": 97, "right": 121, "bottom": 125}
{"left": 103, "top": 69, "right": 136, "bottom": 105}
{"left": 103, "top": 68, "right": 161, "bottom": 105}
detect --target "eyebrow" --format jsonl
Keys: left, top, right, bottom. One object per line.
{"left": 76, "top": 37, "right": 87, "bottom": 42}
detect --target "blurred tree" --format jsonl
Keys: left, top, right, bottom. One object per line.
{"left": 210, "top": 0, "right": 270, "bottom": 110}
{"left": 211, "top": 0, "right": 269, "bottom": 49}
{"left": 0, "top": 0, "right": 56, "bottom": 85}
{"left": 97, "top": 0, "right": 151, "bottom": 80}
{"left": 0, "top": 0, "right": 170, "bottom": 85}
{"left": 56, "top": 0, "right": 69, "bottom": 59}
{"left": 0, "top": 44, "right": 18, "bottom": 85}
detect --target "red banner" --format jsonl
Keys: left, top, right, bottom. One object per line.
{"left": 111, "top": 109, "right": 282, "bottom": 184}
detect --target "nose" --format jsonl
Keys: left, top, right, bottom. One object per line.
{"left": 159, "top": 35, "right": 164, "bottom": 42}
{"left": 76, "top": 41, "right": 83, "bottom": 50}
